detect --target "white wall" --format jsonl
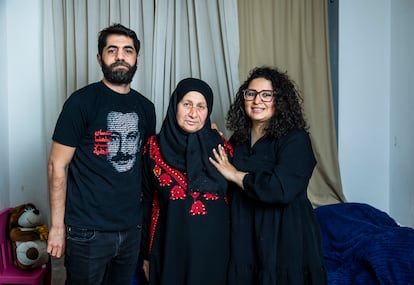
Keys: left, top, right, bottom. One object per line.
{"left": 339, "top": 0, "right": 414, "bottom": 228}
{"left": 389, "top": 0, "right": 414, "bottom": 227}
{"left": 1, "top": 0, "right": 50, "bottom": 217}
{"left": 338, "top": 0, "right": 390, "bottom": 210}
{"left": 0, "top": 0, "right": 10, "bottom": 210}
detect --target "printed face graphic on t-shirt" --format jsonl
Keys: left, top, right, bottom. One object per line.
{"left": 106, "top": 111, "right": 141, "bottom": 172}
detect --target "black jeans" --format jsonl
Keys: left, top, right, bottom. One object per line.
{"left": 65, "top": 225, "right": 141, "bottom": 285}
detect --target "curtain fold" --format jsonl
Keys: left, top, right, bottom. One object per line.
{"left": 42, "top": 0, "right": 67, "bottom": 156}
{"left": 151, "top": 0, "right": 239, "bottom": 132}
{"left": 42, "top": 0, "right": 155, "bottom": 155}
{"left": 238, "top": 0, "right": 346, "bottom": 206}
{"left": 42, "top": 0, "right": 238, "bottom": 137}
{"left": 42, "top": 0, "right": 343, "bottom": 207}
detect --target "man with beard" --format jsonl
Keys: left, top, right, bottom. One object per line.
{"left": 47, "top": 24, "right": 156, "bottom": 285}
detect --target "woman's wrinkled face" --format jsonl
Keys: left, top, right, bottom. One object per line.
{"left": 244, "top": 77, "right": 276, "bottom": 124}
{"left": 176, "top": 91, "right": 208, "bottom": 133}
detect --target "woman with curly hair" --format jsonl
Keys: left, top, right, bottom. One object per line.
{"left": 210, "top": 66, "right": 328, "bottom": 285}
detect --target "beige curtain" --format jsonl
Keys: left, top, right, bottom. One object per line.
{"left": 150, "top": 0, "right": 240, "bottom": 132}
{"left": 42, "top": 0, "right": 239, "bottom": 140}
{"left": 42, "top": 0, "right": 343, "bottom": 206}
{"left": 238, "top": 0, "right": 346, "bottom": 206}
{"left": 42, "top": 0, "right": 155, "bottom": 156}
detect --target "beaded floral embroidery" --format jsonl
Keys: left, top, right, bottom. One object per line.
{"left": 146, "top": 136, "right": 230, "bottom": 216}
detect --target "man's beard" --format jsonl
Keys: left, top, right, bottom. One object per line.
{"left": 101, "top": 60, "right": 137, "bottom": 84}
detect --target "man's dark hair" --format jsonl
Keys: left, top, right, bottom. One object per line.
{"left": 98, "top": 23, "right": 140, "bottom": 56}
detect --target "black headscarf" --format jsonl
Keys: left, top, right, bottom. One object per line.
{"left": 158, "top": 78, "right": 227, "bottom": 194}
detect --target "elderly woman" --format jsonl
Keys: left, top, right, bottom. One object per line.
{"left": 210, "top": 67, "right": 328, "bottom": 285}
{"left": 141, "top": 78, "right": 232, "bottom": 285}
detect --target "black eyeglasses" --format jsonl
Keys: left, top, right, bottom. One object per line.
{"left": 243, "top": 89, "right": 275, "bottom": 102}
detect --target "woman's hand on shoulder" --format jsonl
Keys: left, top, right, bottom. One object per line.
{"left": 211, "top": 122, "right": 224, "bottom": 137}
{"left": 209, "top": 144, "right": 247, "bottom": 189}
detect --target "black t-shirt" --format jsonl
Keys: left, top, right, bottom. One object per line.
{"left": 52, "top": 81, "right": 156, "bottom": 230}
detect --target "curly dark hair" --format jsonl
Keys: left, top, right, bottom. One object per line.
{"left": 227, "top": 66, "right": 308, "bottom": 145}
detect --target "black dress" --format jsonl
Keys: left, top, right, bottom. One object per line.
{"left": 141, "top": 135, "right": 230, "bottom": 285}
{"left": 228, "top": 129, "right": 328, "bottom": 285}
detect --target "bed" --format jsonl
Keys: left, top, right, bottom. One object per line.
{"left": 314, "top": 202, "right": 414, "bottom": 285}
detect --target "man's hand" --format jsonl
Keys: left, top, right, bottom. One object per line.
{"left": 211, "top": 123, "right": 224, "bottom": 136}
{"left": 47, "top": 225, "right": 66, "bottom": 258}
{"left": 143, "top": 259, "right": 150, "bottom": 281}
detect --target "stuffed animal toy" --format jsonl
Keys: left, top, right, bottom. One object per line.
{"left": 8, "top": 203, "right": 50, "bottom": 270}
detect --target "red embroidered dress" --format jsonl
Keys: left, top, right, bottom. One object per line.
{"left": 141, "top": 135, "right": 231, "bottom": 285}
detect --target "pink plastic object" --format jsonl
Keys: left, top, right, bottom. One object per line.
{"left": 0, "top": 208, "right": 51, "bottom": 285}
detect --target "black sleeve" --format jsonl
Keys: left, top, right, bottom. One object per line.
{"left": 52, "top": 92, "right": 89, "bottom": 147}
{"left": 140, "top": 138, "right": 156, "bottom": 260}
{"left": 242, "top": 131, "right": 316, "bottom": 204}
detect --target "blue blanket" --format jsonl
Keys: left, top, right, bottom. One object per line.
{"left": 315, "top": 202, "right": 414, "bottom": 285}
